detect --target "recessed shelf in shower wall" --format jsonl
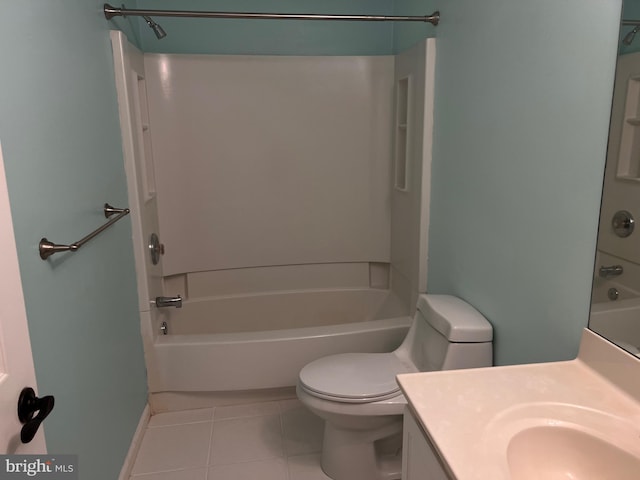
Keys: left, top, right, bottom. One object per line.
{"left": 617, "top": 75, "right": 640, "bottom": 181}
{"left": 134, "top": 74, "right": 157, "bottom": 202}
{"left": 394, "top": 77, "right": 411, "bottom": 191}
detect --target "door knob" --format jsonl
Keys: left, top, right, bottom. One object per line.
{"left": 17, "top": 387, "right": 55, "bottom": 444}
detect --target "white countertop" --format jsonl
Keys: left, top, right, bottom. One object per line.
{"left": 397, "top": 329, "right": 640, "bottom": 480}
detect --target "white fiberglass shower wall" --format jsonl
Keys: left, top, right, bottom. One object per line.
{"left": 111, "top": 32, "right": 435, "bottom": 406}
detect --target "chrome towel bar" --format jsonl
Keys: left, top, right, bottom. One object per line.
{"left": 39, "top": 203, "right": 130, "bottom": 260}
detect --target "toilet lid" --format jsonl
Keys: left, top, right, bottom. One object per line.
{"left": 299, "top": 353, "right": 410, "bottom": 402}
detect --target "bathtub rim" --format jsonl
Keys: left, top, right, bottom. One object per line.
{"left": 156, "top": 315, "right": 413, "bottom": 345}
{"left": 152, "top": 315, "right": 412, "bottom": 393}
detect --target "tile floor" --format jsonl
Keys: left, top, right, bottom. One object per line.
{"left": 129, "top": 399, "right": 331, "bottom": 480}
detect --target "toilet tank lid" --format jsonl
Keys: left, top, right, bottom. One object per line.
{"left": 417, "top": 294, "right": 493, "bottom": 342}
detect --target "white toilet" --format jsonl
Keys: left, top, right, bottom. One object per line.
{"left": 296, "top": 294, "right": 493, "bottom": 480}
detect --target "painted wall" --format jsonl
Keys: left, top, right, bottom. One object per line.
{"left": 393, "top": 0, "right": 438, "bottom": 53}
{"left": 0, "top": 2, "right": 147, "bottom": 478}
{"left": 132, "top": 0, "right": 395, "bottom": 55}
{"left": 425, "top": 0, "right": 621, "bottom": 365}
{"left": 113, "top": 0, "right": 622, "bottom": 367}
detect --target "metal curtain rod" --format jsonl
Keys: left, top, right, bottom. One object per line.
{"left": 624, "top": 19, "right": 640, "bottom": 26}
{"left": 103, "top": 3, "right": 440, "bottom": 25}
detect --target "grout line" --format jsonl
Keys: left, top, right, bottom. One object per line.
{"left": 282, "top": 413, "right": 292, "bottom": 480}
{"left": 279, "top": 409, "right": 288, "bottom": 458}
{"left": 130, "top": 466, "right": 207, "bottom": 478}
{"left": 148, "top": 419, "right": 213, "bottom": 428}
{"left": 205, "top": 416, "right": 215, "bottom": 468}
{"left": 279, "top": 410, "right": 293, "bottom": 480}
{"left": 132, "top": 405, "right": 325, "bottom": 480}
{"left": 147, "top": 408, "right": 215, "bottom": 428}
{"left": 207, "top": 407, "right": 215, "bottom": 478}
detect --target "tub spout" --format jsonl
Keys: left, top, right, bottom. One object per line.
{"left": 156, "top": 295, "right": 182, "bottom": 308}
{"left": 599, "top": 265, "right": 623, "bottom": 278}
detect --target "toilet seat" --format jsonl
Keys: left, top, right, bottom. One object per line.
{"left": 299, "top": 353, "right": 411, "bottom": 404}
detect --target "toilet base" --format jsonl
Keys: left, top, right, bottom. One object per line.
{"left": 320, "top": 417, "right": 403, "bottom": 480}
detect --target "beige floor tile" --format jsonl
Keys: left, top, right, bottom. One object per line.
{"left": 213, "top": 401, "right": 281, "bottom": 421}
{"left": 208, "top": 458, "right": 288, "bottom": 480}
{"left": 210, "top": 415, "right": 284, "bottom": 465}
{"left": 149, "top": 409, "right": 214, "bottom": 427}
{"left": 131, "top": 467, "right": 207, "bottom": 480}
{"left": 131, "top": 422, "right": 213, "bottom": 475}
{"left": 281, "top": 403, "right": 324, "bottom": 456}
{"left": 287, "top": 454, "right": 332, "bottom": 480}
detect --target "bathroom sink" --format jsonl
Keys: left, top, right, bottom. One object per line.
{"left": 507, "top": 425, "right": 640, "bottom": 480}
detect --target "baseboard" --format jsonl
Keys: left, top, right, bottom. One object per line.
{"left": 149, "top": 387, "right": 296, "bottom": 413}
{"left": 118, "top": 403, "right": 151, "bottom": 480}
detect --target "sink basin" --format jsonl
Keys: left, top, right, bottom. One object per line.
{"left": 508, "top": 425, "right": 640, "bottom": 480}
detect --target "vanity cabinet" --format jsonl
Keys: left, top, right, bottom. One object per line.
{"left": 402, "top": 407, "right": 451, "bottom": 480}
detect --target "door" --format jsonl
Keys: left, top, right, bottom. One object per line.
{"left": 0, "top": 142, "right": 46, "bottom": 453}
{"left": 110, "top": 31, "right": 167, "bottom": 391}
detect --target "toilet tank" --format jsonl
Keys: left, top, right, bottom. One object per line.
{"left": 396, "top": 294, "right": 493, "bottom": 372}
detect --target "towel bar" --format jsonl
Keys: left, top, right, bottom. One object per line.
{"left": 39, "top": 203, "right": 130, "bottom": 260}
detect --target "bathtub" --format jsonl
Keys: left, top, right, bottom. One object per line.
{"left": 153, "top": 288, "right": 411, "bottom": 392}
{"left": 590, "top": 297, "right": 640, "bottom": 355}
{"left": 591, "top": 276, "right": 640, "bottom": 303}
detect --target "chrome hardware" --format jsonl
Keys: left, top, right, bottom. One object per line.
{"left": 104, "top": 3, "right": 441, "bottom": 25}
{"left": 155, "top": 295, "right": 182, "bottom": 308}
{"left": 39, "top": 203, "right": 130, "bottom": 260}
{"left": 608, "top": 288, "right": 620, "bottom": 301}
{"left": 149, "top": 233, "right": 164, "bottom": 265}
{"left": 160, "top": 321, "right": 168, "bottom": 335}
{"left": 599, "top": 265, "right": 624, "bottom": 278}
{"left": 612, "top": 210, "right": 634, "bottom": 238}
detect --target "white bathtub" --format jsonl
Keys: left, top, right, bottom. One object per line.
{"left": 153, "top": 289, "right": 411, "bottom": 392}
{"left": 590, "top": 297, "right": 640, "bottom": 355}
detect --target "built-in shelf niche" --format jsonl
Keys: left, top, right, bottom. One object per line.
{"left": 395, "top": 76, "right": 411, "bottom": 191}
{"left": 134, "top": 74, "right": 157, "bottom": 202}
{"left": 617, "top": 75, "right": 640, "bottom": 181}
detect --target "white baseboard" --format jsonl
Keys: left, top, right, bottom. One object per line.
{"left": 119, "top": 403, "right": 151, "bottom": 480}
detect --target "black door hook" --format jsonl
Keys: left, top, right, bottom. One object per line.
{"left": 17, "top": 387, "right": 55, "bottom": 444}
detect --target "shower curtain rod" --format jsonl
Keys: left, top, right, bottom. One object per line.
{"left": 103, "top": 3, "right": 440, "bottom": 24}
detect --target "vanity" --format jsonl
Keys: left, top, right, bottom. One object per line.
{"left": 398, "top": 329, "right": 640, "bottom": 479}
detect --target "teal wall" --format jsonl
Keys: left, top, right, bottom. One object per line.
{"left": 393, "top": 0, "right": 438, "bottom": 53}
{"left": 112, "top": 0, "right": 142, "bottom": 49}
{"left": 0, "top": 5, "right": 621, "bottom": 477}
{"left": 425, "top": 0, "right": 621, "bottom": 365}
{"left": 0, "top": 2, "right": 147, "bottom": 478}
{"left": 130, "top": 0, "right": 395, "bottom": 55}
{"left": 114, "top": 0, "right": 621, "bottom": 366}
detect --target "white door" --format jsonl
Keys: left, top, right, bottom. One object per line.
{"left": 0, "top": 142, "right": 46, "bottom": 453}
{"left": 111, "top": 31, "right": 167, "bottom": 391}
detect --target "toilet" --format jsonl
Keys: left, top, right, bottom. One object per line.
{"left": 296, "top": 294, "right": 493, "bottom": 480}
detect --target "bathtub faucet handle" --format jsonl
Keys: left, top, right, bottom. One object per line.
{"left": 599, "top": 265, "right": 624, "bottom": 278}
{"left": 156, "top": 295, "right": 182, "bottom": 308}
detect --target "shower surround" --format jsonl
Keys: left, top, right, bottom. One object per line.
{"left": 111, "top": 31, "right": 435, "bottom": 409}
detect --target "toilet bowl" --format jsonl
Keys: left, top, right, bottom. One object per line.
{"left": 296, "top": 294, "right": 493, "bottom": 480}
